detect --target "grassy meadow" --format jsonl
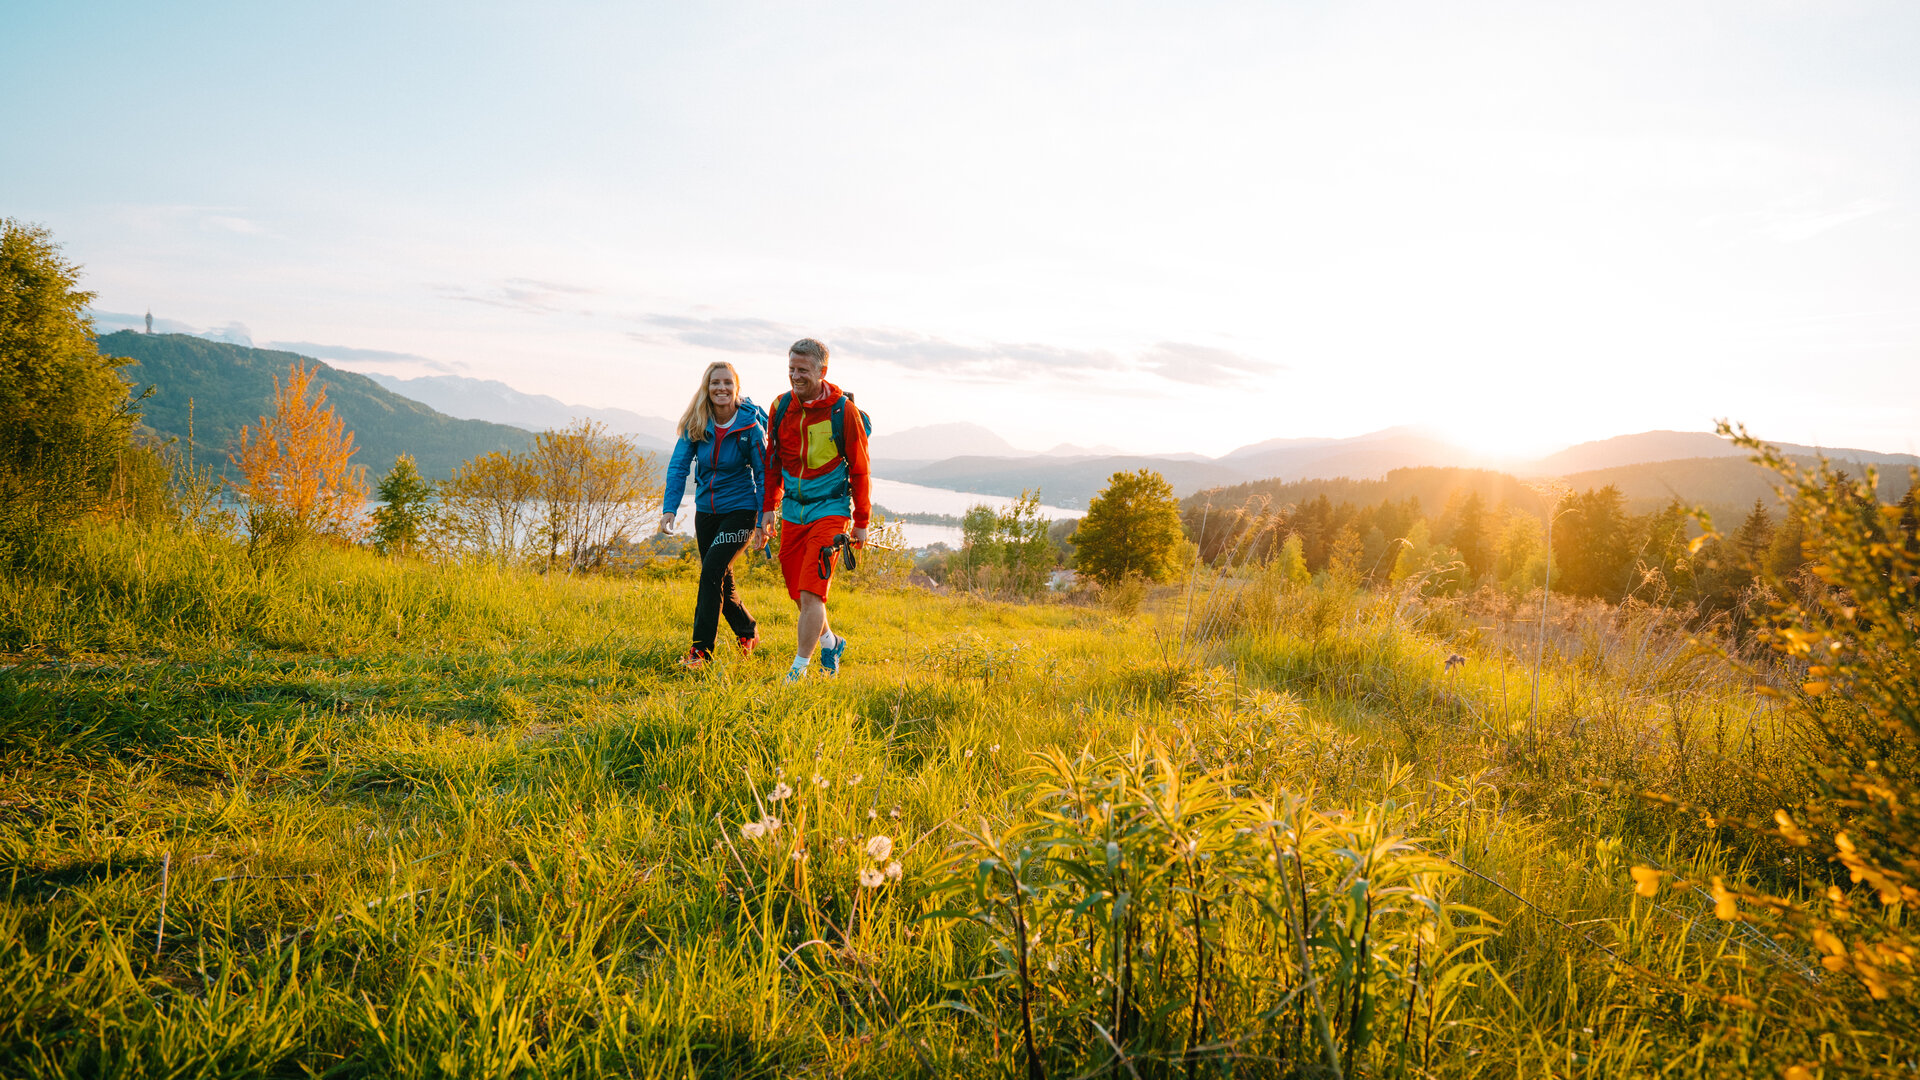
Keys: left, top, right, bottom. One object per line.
{"left": 0, "top": 522, "right": 1896, "bottom": 1077}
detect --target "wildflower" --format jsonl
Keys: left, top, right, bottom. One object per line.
{"left": 791, "top": 849, "right": 808, "bottom": 863}
{"left": 813, "top": 774, "right": 828, "bottom": 789}
{"left": 889, "top": 806, "right": 903, "bottom": 820}
{"left": 964, "top": 748, "right": 974, "bottom": 759}
{"left": 859, "top": 866, "right": 885, "bottom": 888}
{"left": 866, "top": 834, "right": 894, "bottom": 861}
{"left": 741, "top": 821, "right": 766, "bottom": 840}
{"left": 761, "top": 815, "right": 782, "bottom": 833}
{"left": 884, "top": 860, "right": 902, "bottom": 881}
{"left": 990, "top": 744, "right": 1000, "bottom": 755}
{"left": 868, "top": 807, "right": 879, "bottom": 820}
{"left": 769, "top": 782, "right": 793, "bottom": 802}
{"left": 847, "top": 774, "right": 862, "bottom": 786}
{"left": 1630, "top": 865, "right": 1663, "bottom": 897}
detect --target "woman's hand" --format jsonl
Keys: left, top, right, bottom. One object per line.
{"left": 658, "top": 512, "right": 676, "bottom": 534}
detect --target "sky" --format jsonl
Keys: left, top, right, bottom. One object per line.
{"left": 5, "top": 1, "right": 1918, "bottom": 459}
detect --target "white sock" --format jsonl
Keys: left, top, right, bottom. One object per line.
{"left": 819, "top": 630, "right": 839, "bottom": 650}
{"left": 790, "top": 655, "right": 811, "bottom": 672}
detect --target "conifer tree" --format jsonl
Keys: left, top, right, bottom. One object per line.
{"left": 370, "top": 453, "right": 435, "bottom": 556}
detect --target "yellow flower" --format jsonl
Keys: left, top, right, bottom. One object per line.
{"left": 1773, "top": 809, "right": 1810, "bottom": 847}
{"left": 1710, "top": 876, "right": 1739, "bottom": 921}
{"left": 1630, "top": 865, "right": 1664, "bottom": 898}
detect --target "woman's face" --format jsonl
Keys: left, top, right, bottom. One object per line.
{"left": 707, "top": 369, "right": 736, "bottom": 410}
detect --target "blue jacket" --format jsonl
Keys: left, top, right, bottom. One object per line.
{"left": 663, "top": 399, "right": 767, "bottom": 516}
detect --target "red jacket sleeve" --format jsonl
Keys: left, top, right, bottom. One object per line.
{"left": 846, "top": 401, "right": 871, "bottom": 530}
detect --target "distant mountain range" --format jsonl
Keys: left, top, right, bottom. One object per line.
{"left": 102, "top": 329, "right": 1915, "bottom": 516}
{"left": 102, "top": 333, "right": 531, "bottom": 479}
{"left": 872, "top": 423, "right": 1918, "bottom": 509}
{"left": 357, "top": 372, "right": 675, "bottom": 451}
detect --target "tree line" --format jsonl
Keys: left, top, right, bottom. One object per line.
{"left": 0, "top": 218, "right": 661, "bottom": 573}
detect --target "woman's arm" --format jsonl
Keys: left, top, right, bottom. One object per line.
{"left": 660, "top": 434, "right": 694, "bottom": 529}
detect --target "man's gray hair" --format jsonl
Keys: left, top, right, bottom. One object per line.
{"left": 789, "top": 338, "right": 829, "bottom": 369}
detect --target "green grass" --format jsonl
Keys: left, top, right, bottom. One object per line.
{"left": 0, "top": 524, "right": 1891, "bottom": 1077}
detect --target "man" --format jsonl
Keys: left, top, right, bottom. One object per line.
{"left": 758, "top": 338, "right": 870, "bottom": 682}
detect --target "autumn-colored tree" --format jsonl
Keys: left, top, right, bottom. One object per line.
{"left": 229, "top": 362, "right": 368, "bottom": 550}
{"left": 438, "top": 449, "right": 538, "bottom": 563}
{"left": 528, "top": 419, "right": 662, "bottom": 571}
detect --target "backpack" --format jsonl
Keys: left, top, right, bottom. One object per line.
{"left": 771, "top": 391, "right": 871, "bottom": 463}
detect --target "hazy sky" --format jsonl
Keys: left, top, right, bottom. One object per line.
{"left": 6, "top": 1, "right": 1918, "bottom": 457}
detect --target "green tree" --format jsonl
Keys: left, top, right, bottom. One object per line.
{"left": 1438, "top": 490, "right": 1492, "bottom": 581}
{"left": 1553, "top": 485, "right": 1632, "bottom": 599}
{"left": 0, "top": 219, "right": 141, "bottom": 560}
{"left": 371, "top": 453, "right": 436, "bottom": 556}
{"left": 1273, "top": 532, "right": 1309, "bottom": 589}
{"left": 1073, "top": 469, "right": 1184, "bottom": 586}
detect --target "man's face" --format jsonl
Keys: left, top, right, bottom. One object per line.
{"left": 788, "top": 352, "right": 824, "bottom": 399}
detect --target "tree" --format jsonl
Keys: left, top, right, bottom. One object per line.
{"left": 370, "top": 453, "right": 436, "bottom": 556}
{"left": 1552, "top": 485, "right": 1632, "bottom": 599}
{"left": 1073, "top": 469, "right": 1185, "bottom": 586}
{"left": 1273, "top": 532, "right": 1310, "bottom": 589}
{"left": 528, "top": 419, "right": 661, "bottom": 571}
{"left": 229, "top": 361, "right": 368, "bottom": 551}
{"left": 1437, "top": 491, "right": 1492, "bottom": 581}
{"left": 953, "top": 491, "right": 1055, "bottom": 597}
{"left": 438, "top": 449, "right": 538, "bottom": 564}
{"left": 0, "top": 219, "right": 142, "bottom": 560}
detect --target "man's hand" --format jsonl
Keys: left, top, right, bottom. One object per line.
{"left": 658, "top": 512, "right": 676, "bottom": 534}
{"left": 761, "top": 510, "right": 781, "bottom": 534}
{"left": 750, "top": 526, "right": 766, "bottom": 550}
{"left": 850, "top": 526, "right": 868, "bottom": 547}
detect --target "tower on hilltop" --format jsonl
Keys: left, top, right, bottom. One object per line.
{"left": 145, "top": 310, "right": 152, "bottom": 334}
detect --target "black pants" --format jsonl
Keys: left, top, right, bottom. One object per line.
{"left": 692, "top": 509, "right": 758, "bottom": 654}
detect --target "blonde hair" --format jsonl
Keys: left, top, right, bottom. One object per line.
{"left": 676, "top": 361, "right": 743, "bottom": 443}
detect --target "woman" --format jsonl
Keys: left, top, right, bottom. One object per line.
{"left": 660, "top": 361, "right": 767, "bottom": 668}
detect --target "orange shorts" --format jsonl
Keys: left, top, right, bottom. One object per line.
{"left": 778, "top": 516, "right": 850, "bottom": 601}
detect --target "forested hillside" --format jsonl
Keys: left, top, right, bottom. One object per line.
{"left": 102, "top": 332, "right": 532, "bottom": 479}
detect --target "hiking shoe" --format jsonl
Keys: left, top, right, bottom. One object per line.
{"left": 737, "top": 635, "right": 759, "bottom": 656}
{"left": 679, "top": 648, "right": 711, "bottom": 670}
{"left": 783, "top": 666, "right": 806, "bottom": 684}
{"left": 819, "top": 634, "right": 848, "bottom": 675}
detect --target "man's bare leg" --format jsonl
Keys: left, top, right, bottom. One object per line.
{"left": 796, "top": 591, "right": 830, "bottom": 661}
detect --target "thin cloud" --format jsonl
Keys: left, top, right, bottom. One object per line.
{"left": 1764, "top": 198, "right": 1895, "bottom": 243}
{"left": 435, "top": 278, "right": 601, "bottom": 314}
{"left": 635, "top": 313, "right": 1272, "bottom": 386}
{"left": 269, "top": 341, "right": 467, "bottom": 374}
{"left": 1141, "top": 341, "right": 1281, "bottom": 385}
{"left": 638, "top": 315, "right": 801, "bottom": 352}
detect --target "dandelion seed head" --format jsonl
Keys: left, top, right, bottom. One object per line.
{"left": 866, "top": 835, "right": 894, "bottom": 861}
{"left": 859, "top": 867, "right": 885, "bottom": 888}
{"left": 884, "top": 860, "right": 902, "bottom": 881}
{"left": 741, "top": 822, "right": 766, "bottom": 840}
{"left": 769, "top": 782, "right": 793, "bottom": 802}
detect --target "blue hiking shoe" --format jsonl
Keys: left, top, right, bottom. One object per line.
{"left": 819, "top": 634, "right": 848, "bottom": 675}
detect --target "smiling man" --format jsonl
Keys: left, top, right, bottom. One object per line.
{"left": 760, "top": 338, "right": 871, "bottom": 683}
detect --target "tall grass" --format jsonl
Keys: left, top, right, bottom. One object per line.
{"left": 0, "top": 519, "right": 1896, "bottom": 1076}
